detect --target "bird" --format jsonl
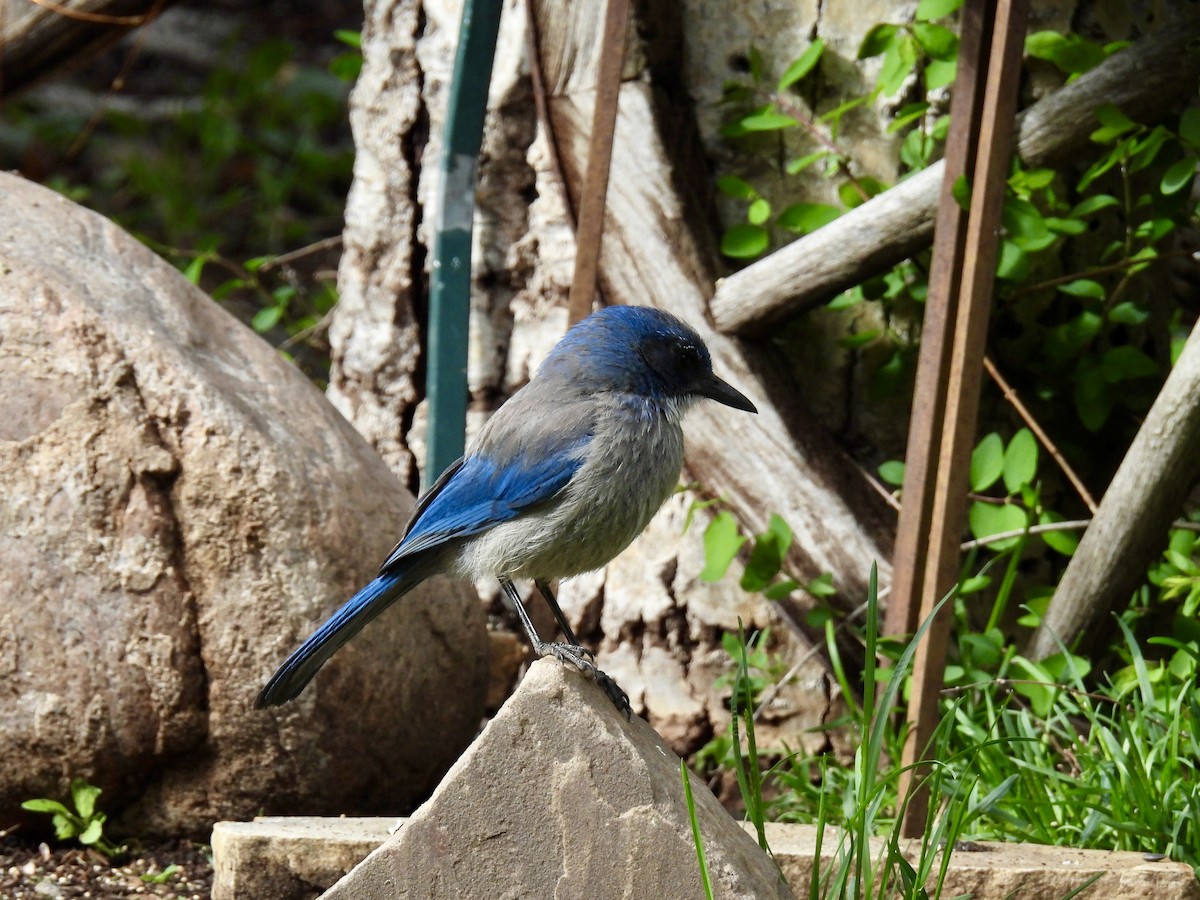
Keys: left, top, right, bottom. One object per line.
{"left": 255, "top": 305, "right": 757, "bottom": 714}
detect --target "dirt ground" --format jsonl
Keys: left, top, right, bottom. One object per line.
{"left": 0, "top": 836, "right": 213, "bottom": 899}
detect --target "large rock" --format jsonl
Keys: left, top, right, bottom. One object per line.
{"left": 0, "top": 172, "right": 488, "bottom": 837}
{"left": 321, "top": 659, "right": 795, "bottom": 900}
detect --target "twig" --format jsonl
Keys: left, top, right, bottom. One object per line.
{"left": 277, "top": 307, "right": 337, "bottom": 352}
{"left": 770, "top": 92, "right": 872, "bottom": 203}
{"left": 751, "top": 586, "right": 891, "bottom": 721}
{"left": 940, "top": 677, "right": 1121, "bottom": 706}
{"left": 983, "top": 355, "right": 1099, "bottom": 513}
{"left": 256, "top": 236, "right": 344, "bottom": 272}
{"left": 958, "top": 518, "right": 1091, "bottom": 551}
{"left": 28, "top": 0, "right": 160, "bottom": 25}
{"left": 1010, "top": 249, "right": 1195, "bottom": 298}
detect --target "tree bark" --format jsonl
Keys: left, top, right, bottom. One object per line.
{"left": 530, "top": 1, "right": 895, "bottom": 608}
{"left": 709, "top": 7, "right": 1200, "bottom": 335}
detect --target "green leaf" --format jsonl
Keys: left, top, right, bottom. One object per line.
{"left": 182, "top": 256, "right": 207, "bottom": 285}
{"left": 915, "top": 0, "right": 964, "bottom": 19}
{"left": 1038, "top": 509, "right": 1079, "bottom": 556}
{"left": 827, "top": 288, "right": 862, "bottom": 310}
{"left": 716, "top": 175, "right": 757, "bottom": 200}
{"left": 1002, "top": 197, "right": 1050, "bottom": 246}
{"left": 1017, "top": 595, "right": 1050, "bottom": 628}
{"left": 970, "top": 433, "right": 1004, "bottom": 492}
{"left": 968, "top": 501, "right": 1028, "bottom": 550}
{"left": 776, "top": 202, "right": 841, "bottom": 234}
{"left": 1074, "top": 358, "right": 1113, "bottom": 431}
{"left": 1069, "top": 194, "right": 1118, "bottom": 217}
{"left": 1026, "top": 31, "right": 1107, "bottom": 74}
{"left": 747, "top": 197, "right": 772, "bottom": 225}
{"left": 924, "top": 58, "right": 957, "bottom": 91}
{"left": 739, "top": 112, "right": 798, "bottom": 131}
{"left": 878, "top": 459, "right": 906, "bottom": 486}
{"left": 21, "top": 798, "right": 72, "bottom": 815}
{"left": 858, "top": 23, "right": 898, "bottom": 59}
{"left": 912, "top": 23, "right": 958, "bottom": 61}
{"left": 777, "top": 40, "right": 825, "bottom": 90}
{"left": 763, "top": 579, "right": 799, "bottom": 600}
{"left": 887, "top": 102, "right": 930, "bottom": 133}
{"left": 53, "top": 814, "right": 81, "bottom": 841}
{"left": 71, "top": 779, "right": 101, "bottom": 820}
{"left": 1044, "top": 216, "right": 1087, "bottom": 235}
{"left": 1161, "top": 156, "right": 1196, "bottom": 195}
{"left": 838, "top": 329, "right": 879, "bottom": 349}
{"left": 720, "top": 224, "right": 769, "bottom": 259}
{"left": 740, "top": 514, "right": 793, "bottom": 592}
{"left": 78, "top": 819, "right": 104, "bottom": 846}
{"left": 785, "top": 151, "right": 830, "bottom": 175}
{"left": 959, "top": 574, "right": 991, "bottom": 594}
{"left": 951, "top": 174, "right": 971, "bottom": 209}
{"left": 877, "top": 34, "right": 918, "bottom": 95}
{"left": 1090, "top": 102, "right": 1138, "bottom": 142}
{"left": 1002, "top": 428, "right": 1038, "bottom": 493}
{"left": 1109, "top": 301, "right": 1149, "bottom": 325}
{"left": 334, "top": 28, "right": 362, "bottom": 48}
{"left": 1102, "top": 345, "right": 1158, "bottom": 382}
{"left": 806, "top": 572, "right": 837, "bottom": 598}
{"left": 1179, "top": 107, "right": 1200, "bottom": 148}
{"left": 701, "top": 511, "right": 746, "bottom": 582}
{"left": 995, "top": 239, "right": 1029, "bottom": 281}
{"left": 838, "top": 177, "right": 886, "bottom": 209}
{"left": 252, "top": 305, "right": 284, "bottom": 333}
{"left": 329, "top": 52, "right": 363, "bottom": 82}
{"left": 1056, "top": 278, "right": 1105, "bottom": 300}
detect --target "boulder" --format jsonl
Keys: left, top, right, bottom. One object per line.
{"left": 0, "top": 172, "right": 488, "bottom": 837}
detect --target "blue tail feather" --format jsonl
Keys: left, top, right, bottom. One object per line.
{"left": 256, "top": 566, "right": 421, "bottom": 708}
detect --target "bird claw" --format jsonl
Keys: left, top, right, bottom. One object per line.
{"left": 536, "top": 641, "right": 631, "bottom": 719}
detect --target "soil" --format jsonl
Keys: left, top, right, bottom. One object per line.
{"left": 0, "top": 837, "right": 213, "bottom": 899}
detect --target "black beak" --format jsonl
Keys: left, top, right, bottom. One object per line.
{"left": 698, "top": 372, "right": 757, "bottom": 413}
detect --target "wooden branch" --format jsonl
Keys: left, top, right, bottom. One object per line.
{"left": 709, "top": 8, "right": 1200, "bottom": 335}
{"left": 529, "top": 0, "right": 895, "bottom": 610}
{"left": 1, "top": 0, "right": 168, "bottom": 99}
{"left": 1027, "top": 319, "right": 1200, "bottom": 660}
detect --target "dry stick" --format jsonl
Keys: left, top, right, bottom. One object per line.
{"left": 523, "top": 0, "right": 577, "bottom": 229}
{"left": 983, "top": 355, "right": 1099, "bottom": 513}
{"left": 898, "top": 0, "right": 1030, "bottom": 839}
{"left": 883, "top": 0, "right": 991, "bottom": 643}
{"left": 565, "top": 0, "right": 630, "bottom": 326}
{"left": 709, "top": 9, "right": 1200, "bottom": 335}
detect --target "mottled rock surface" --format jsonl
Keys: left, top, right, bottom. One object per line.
{"left": 0, "top": 172, "right": 488, "bottom": 836}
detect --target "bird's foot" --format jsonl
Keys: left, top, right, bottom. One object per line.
{"left": 535, "top": 641, "right": 631, "bottom": 719}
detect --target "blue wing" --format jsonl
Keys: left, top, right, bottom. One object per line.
{"left": 381, "top": 435, "right": 590, "bottom": 570}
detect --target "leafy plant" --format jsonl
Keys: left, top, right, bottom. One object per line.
{"left": 141, "top": 864, "right": 182, "bottom": 884}
{"left": 21, "top": 778, "right": 124, "bottom": 858}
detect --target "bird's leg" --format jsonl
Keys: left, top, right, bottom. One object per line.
{"left": 500, "top": 577, "right": 631, "bottom": 717}
{"left": 533, "top": 579, "right": 590, "bottom": 658}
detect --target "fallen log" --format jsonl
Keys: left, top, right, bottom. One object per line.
{"left": 709, "top": 8, "right": 1200, "bottom": 335}
{"left": 1028, "top": 318, "right": 1200, "bottom": 659}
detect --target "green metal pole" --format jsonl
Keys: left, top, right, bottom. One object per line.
{"left": 425, "top": 0, "right": 504, "bottom": 491}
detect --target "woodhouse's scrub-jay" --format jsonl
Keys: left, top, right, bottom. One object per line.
{"left": 256, "top": 305, "right": 757, "bottom": 714}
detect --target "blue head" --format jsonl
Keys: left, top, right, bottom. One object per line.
{"left": 538, "top": 306, "right": 757, "bottom": 413}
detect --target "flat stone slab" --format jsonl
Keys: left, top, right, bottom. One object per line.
{"left": 213, "top": 815, "right": 1198, "bottom": 900}
{"left": 211, "top": 816, "right": 393, "bottom": 900}
{"left": 212, "top": 661, "right": 1199, "bottom": 900}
